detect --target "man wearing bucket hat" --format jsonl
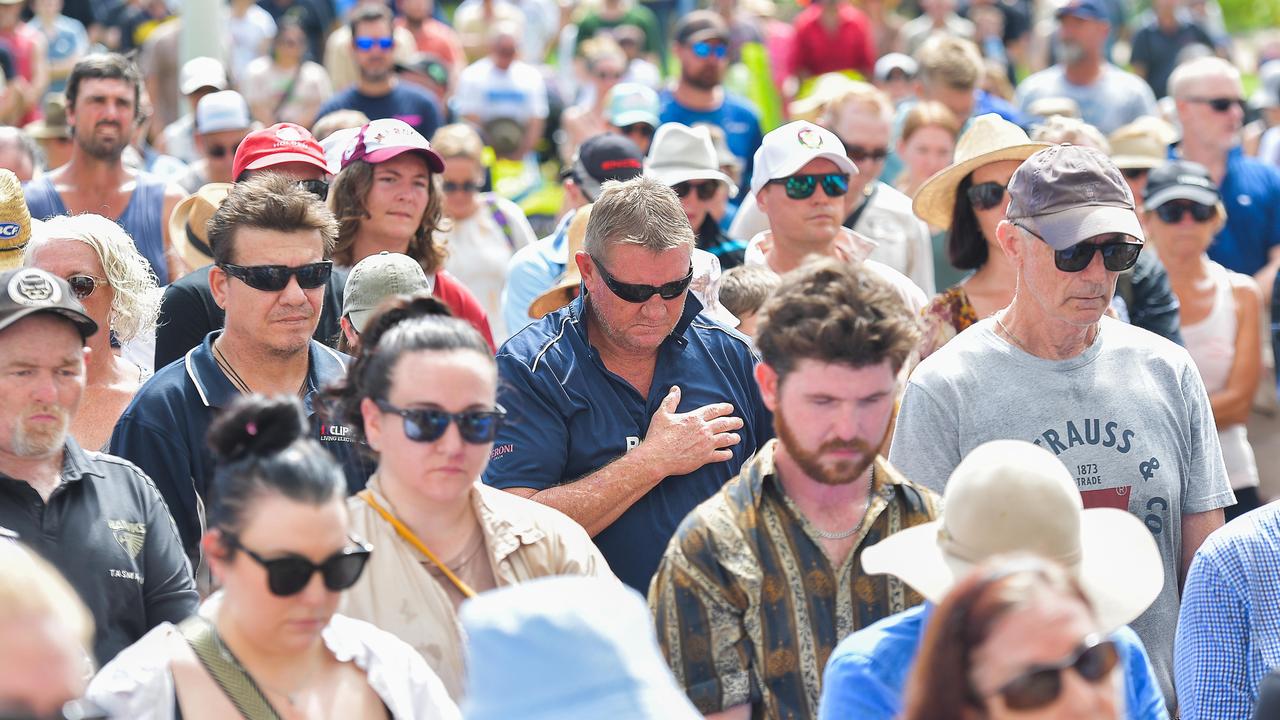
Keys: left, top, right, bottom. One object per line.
{"left": 890, "top": 143, "right": 1234, "bottom": 708}
{"left": 819, "top": 440, "right": 1167, "bottom": 720}
{"left": 645, "top": 123, "right": 745, "bottom": 268}
{"left": 0, "top": 267, "right": 197, "bottom": 665}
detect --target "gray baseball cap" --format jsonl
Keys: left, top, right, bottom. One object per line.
{"left": 342, "top": 252, "right": 430, "bottom": 333}
{"left": 1006, "top": 144, "right": 1145, "bottom": 250}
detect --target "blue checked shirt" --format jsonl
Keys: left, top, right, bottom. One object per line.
{"left": 1175, "top": 502, "right": 1280, "bottom": 719}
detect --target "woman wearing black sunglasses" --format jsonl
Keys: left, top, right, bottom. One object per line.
{"left": 87, "top": 396, "right": 461, "bottom": 719}
{"left": 325, "top": 296, "right": 609, "bottom": 701}
{"left": 902, "top": 557, "right": 1123, "bottom": 720}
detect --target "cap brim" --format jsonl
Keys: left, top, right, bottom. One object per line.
{"left": 1110, "top": 155, "right": 1164, "bottom": 170}
{"left": 1021, "top": 203, "right": 1145, "bottom": 250}
{"left": 751, "top": 151, "right": 856, "bottom": 194}
{"left": 649, "top": 167, "right": 738, "bottom": 197}
{"left": 611, "top": 111, "right": 659, "bottom": 128}
{"left": 362, "top": 146, "right": 446, "bottom": 173}
{"left": 572, "top": 159, "right": 603, "bottom": 201}
{"left": 244, "top": 151, "right": 330, "bottom": 176}
{"left": 0, "top": 306, "right": 98, "bottom": 340}
{"left": 346, "top": 307, "right": 374, "bottom": 334}
{"left": 1143, "top": 184, "right": 1220, "bottom": 210}
{"left": 913, "top": 143, "right": 1050, "bottom": 228}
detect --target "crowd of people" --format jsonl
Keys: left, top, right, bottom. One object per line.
{"left": 1, "top": 0, "right": 1280, "bottom": 717}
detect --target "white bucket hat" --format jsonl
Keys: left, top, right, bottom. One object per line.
{"left": 861, "top": 439, "right": 1163, "bottom": 633}
{"left": 646, "top": 123, "right": 737, "bottom": 195}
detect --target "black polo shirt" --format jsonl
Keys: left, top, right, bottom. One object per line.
{"left": 0, "top": 440, "right": 198, "bottom": 665}
{"left": 109, "top": 331, "right": 375, "bottom": 562}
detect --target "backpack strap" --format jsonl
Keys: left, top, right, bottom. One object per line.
{"left": 178, "top": 616, "right": 283, "bottom": 720}
{"left": 484, "top": 195, "right": 518, "bottom": 251}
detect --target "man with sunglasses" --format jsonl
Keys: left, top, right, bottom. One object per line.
{"left": 1171, "top": 57, "right": 1280, "bottom": 304}
{"left": 890, "top": 144, "right": 1234, "bottom": 710}
{"left": 111, "top": 175, "right": 375, "bottom": 565}
{"left": 174, "top": 90, "right": 254, "bottom": 194}
{"left": 606, "top": 83, "right": 660, "bottom": 156}
{"left": 645, "top": 122, "right": 746, "bottom": 268}
{"left": 0, "top": 267, "right": 197, "bottom": 666}
{"left": 485, "top": 176, "right": 772, "bottom": 593}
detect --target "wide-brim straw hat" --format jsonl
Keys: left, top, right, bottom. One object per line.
{"left": 0, "top": 170, "right": 31, "bottom": 271}
{"left": 529, "top": 205, "right": 593, "bottom": 319}
{"left": 913, "top": 113, "right": 1049, "bottom": 229}
{"left": 168, "top": 183, "right": 233, "bottom": 271}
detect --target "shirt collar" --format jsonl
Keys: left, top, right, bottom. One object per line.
{"left": 186, "top": 331, "right": 351, "bottom": 411}
{"left": 471, "top": 484, "right": 547, "bottom": 563}
{"left": 60, "top": 437, "right": 103, "bottom": 483}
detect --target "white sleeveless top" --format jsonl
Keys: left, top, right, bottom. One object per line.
{"left": 1181, "top": 260, "right": 1260, "bottom": 490}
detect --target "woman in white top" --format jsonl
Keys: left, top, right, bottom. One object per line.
{"left": 242, "top": 18, "right": 333, "bottom": 129}
{"left": 1144, "top": 160, "right": 1263, "bottom": 521}
{"left": 86, "top": 396, "right": 459, "bottom": 720}
{"left": 431, "top": 123, "right": 536, "bottom": 342}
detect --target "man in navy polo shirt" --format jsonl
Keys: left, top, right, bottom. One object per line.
{"left": 109, "top": 174, "right": 372, "bottom": 564}
{"left": 485, "top": 176, "right": 772, "bottom": 591}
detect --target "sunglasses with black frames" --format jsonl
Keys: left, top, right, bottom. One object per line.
{"left": 622, "top": 123, "right": 655, "bottom": 138}
{"left": 1186, "top": 96, "right": 1245, "bottom": 113}
{"left": 1052, "top": 235, "right": 1144, "bottom": 273}
{"left": 298, "top": 178, "right": 329, "bottom": 201}
{"left": 218, "top": 261, "right": 334, "bottom": 292}
{"left": 984, "top": 635, "right": 1120, "bottom": 712}
{"left": 672, "top": 180, "right": 718, "bottom": 201}
{"left": 767, "top": 173, "right": 849, "bottom": 200}
{"left": 376, "top": 399, "right": 507, "bottom": 444}
{"left": 591, "top": 256, "right": 694, "bottom": 303}
{"left": 1154, "top": 199, "right": 1216, "bottom": 224}
{"left": 843, "top": 142, "right": 889, "bottom": 163}
{"left": 967, "top": 181, "right": 1007, "bottom": 211}
{"left": 224, "top": 533, "right": 372, "bottom": 597}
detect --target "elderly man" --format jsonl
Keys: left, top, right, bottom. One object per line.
{"left": 1170, "top": 57, "right": 1280, "bottom": 302}
{"left": 645, "top": 122, "right": 745, "bottom": 268}
{"left": 888, "top": 143, "right": 1234, "bottom": 708}
{"left": 0, "top": 267, "right": 196, "bottom": 664}
{"left": 651, "top": 259, "right": 939, "bottom": 719}
{"left": 484, "top": 176, "right": 772, "bottom": 592}
{"left": 110, "top": 174, "right": 373, "bottom": 564}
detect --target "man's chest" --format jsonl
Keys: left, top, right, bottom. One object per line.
{"left": 59, "top": 185, "right": 132, "bottom": 219}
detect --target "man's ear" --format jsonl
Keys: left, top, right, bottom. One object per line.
{"left": 209, "top": 264, "right": 229, "bottom": 310}
{"left": 754, "top": 361, "right": 779, "bottom": 412}
{"left": 994, "top": 219, "right": 1023, "bottom": 265}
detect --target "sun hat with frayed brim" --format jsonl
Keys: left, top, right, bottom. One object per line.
{"left": 0, "top": 170, "right": 32, "bottom": 271}
{"left": 912, "top": 114, "right": 1049, "bottom": 229}
{"left": 861, "top": 439, "right": 1163, "bottom": 633}
{"left": 529, "top": 205, "right": 592, "bottom": 319}
{"left": 168, "top": 183, "right": 232, "bottom": 270}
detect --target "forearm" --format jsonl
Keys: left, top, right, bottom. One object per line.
{"left": 1180, "top": 509, "right": 1224, "bottom": 588}
{"left": 523, "top": 448, "right": 666, "bottom": 536}
{"left": 1208, "top": 389, "right": 1253, "bottom": 427}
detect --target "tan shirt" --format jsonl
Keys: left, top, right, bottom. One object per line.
{"left": 339, "top": 478, "right": 613, "bottom": 700}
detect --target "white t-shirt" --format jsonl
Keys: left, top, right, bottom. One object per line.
{"left": 1014, "top": 64, "right": 1158, "bottom": 135}
{"left": 227, "top": 5, "right": 276, "bottom": 83}
{"left": 440, "top": 194, "right": 536, "bottom": 342}
{"left": 453, "top": 58, "right": 549, "bottom": 122}
{"left": 889, "top": 315, "right": 1234, "bottom": 707}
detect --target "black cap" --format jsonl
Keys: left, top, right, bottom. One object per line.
{"left": 571, "top": 134, "right": 645, "bottom": 201}
{"left": 1143, "top": 160, "right": 1220, "bottom": 209}
{"left": 0, "top": 268, "right": 97, "bottom": 340}
{"left": 673, "top": 10, "right": 730, "bottom": 46}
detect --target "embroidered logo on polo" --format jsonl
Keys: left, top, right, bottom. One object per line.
{"left": 319, "top": 422, "right": 356, "bottom": 443}
{"left": 107, "top": 519, "right": 147, "bottom": 559}
{"left": 7, "top": 269, "right": 61, "bottom": 306}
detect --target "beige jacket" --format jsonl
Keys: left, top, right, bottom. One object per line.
{"left": 339, "top": 478, "right": 612, "bottom": 700}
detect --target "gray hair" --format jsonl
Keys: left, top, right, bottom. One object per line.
{"left": 1030, "top": 116, "right": 1111, "bottom": 154}
{"left": 24, "top": 214, "right": 162, "bottom": 343}
{"left": 1168, "top": 56, "right": 1240, "bottom": 99}
{"left": 583, "top": 176, "right": 695, "bottom": 259}
{"left": 0, "top": 126, "right": 44, "bottom": 172}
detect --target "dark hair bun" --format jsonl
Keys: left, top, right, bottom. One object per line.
{"left": 361, "top": 293, "right": 454, "bottom": 354}
{"left": 208, "top": 395, "right": 308, "bottom": 464}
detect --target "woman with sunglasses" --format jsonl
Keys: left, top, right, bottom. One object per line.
{"left": 914, "top": 115, "right": 1047, "bottom": 359}
{"left": 330, "top": 118, "right": 495, "bottom": 350}
{"left": 895, "top": 101, "right": 960, "bottom": 200}
{"left": 902, "top": 557, "right": 1123, "bottom": 720}
{"left": 1142, "top": 160, "right": 1263, "bottom": 521}
{"left": 325, "top": 295, "right": 609, "bottom": 701}
{"left": 431, "top": 123, "right": 536, "bottom": 342}
{"left": 87, "top": 395, "right": 460, "bottom": 719}
{"left": 24, "top": 213, "right": 161, "bottom": 450}
{"left": 560, "top": 37, "right": 628, "bottom": 163}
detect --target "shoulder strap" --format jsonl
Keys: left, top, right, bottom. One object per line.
{"left": 484, "top": 195, "right": 518, "bottom": 251}
{"left": 178, "top": 616, "right": 283, "bottom": 720}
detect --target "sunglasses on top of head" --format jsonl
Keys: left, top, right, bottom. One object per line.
{"left": 673, "top": 180, "right": 719, "bottom": 200}
{"left": 591, "top": 255, "right": 694, "bottom": 303}
{"left": 985, "top": 635, "right": 1120, "bottom": 712}
{"left": 1186, "top": 96, "right": 1245, "bottom": 113}
{"left": 690, "top": 41, "right": 727, "bottom": 59}
{"left": 218, "top": 261, "right": 334, "bottom": 291}
{"left": 224, "top": 533, "right": 372, "bottom": 597}
{"left": 354, "top": 35, "right": 394, "bottom": 52}
{"left": 375, "top": 399, "right": 507, "bottom": 444}
{"left": 768, "top": 173, "right": 850, "bottom": 200}
{"left": 1051, "top": 234, "right": 1144, "bottom": 273}
{"left": 1154, "top": 199, "right": 1216, "bottom": 224}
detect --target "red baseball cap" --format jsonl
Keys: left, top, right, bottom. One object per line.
{"left": 233, "top": 122, "right": 330, "bottom": 180}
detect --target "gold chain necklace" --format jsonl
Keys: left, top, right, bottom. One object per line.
{"left": 811, "top": 466, "right": 875, "bottom": 540}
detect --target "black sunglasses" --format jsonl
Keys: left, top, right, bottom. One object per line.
{"left": 591, "top": 256, "right": 693, "bottom": 303}
{"left": 843, "top": 142, "right": 889, "bottom": 163}
{"left": 206, "top": 141, "right": 241, "bottom": 159}
{"left": 219, "top": 261, "right": 333, "bottom": 291}
{"left": 768, "top": 173, "right": 849, "bottom": 200}
{"left": 442, "top": 180, "right": 481, "bottom": 194}
{"left": 991, "top": 636, "right": 1119, "bottom": 711}
{"left": 1187, "top": 96, "right": 1245, "bottom": 113}
{"left": 66, "top": 274, "right": 107, "bottom": 300}
{"left": 672, "top": 180, "right": 718, "bottom": 200}
{"left": 622, "top": 123, "right": 655, "bottom": 138}
{"left": 1154, "top": 199, "right": 1216, "bottom": 224}
{"left": 225, "top": 534, "right": 372, "bottom": 597}
{"left": 376, "top": 399, "right": 506, "bottom": 444}
{"left": 967, "top": 181, "right": 1007, "bottom": 211}
{"left": 1053, "top": 237, "right": 1144, "bottom": 273}
{"left": 298, "top": 178, "right": 329, "bottom": 201}
{"left": 1120, "top": 167, "right": 1149, "bottom": 181}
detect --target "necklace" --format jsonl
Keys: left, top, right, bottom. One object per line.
{"left": 994, "top": 311, "right": 1035, "bottom": 355}
{"left": 811, "top": 466, "right": 875, "bottom": 540}
{"left": 213, "top": 339, "right": 308, "bottom": 397}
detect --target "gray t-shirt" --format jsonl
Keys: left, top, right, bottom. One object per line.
{"left": 889, "top": 316, "right": 1233, "bottom": 708}
{"left": 1014, "top": 64, "right": 1159, "bottom": 135}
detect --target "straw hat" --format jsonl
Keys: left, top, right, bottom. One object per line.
{"left": 0, "top": 170, "right": 32, "bottom": 271}
{"left": 23, "top": 95, "right": 71, "bottom": 140}
{"left": 168, "top": 183, "right": 232, "bottom": 271}
{"left": 1108, "top": 116, "right": 1178, "bottom": 170}
{"left": 529, "top": 205, "right": 593, "bottom": 319}
{"left": 912, "top": 114, "right": 1048, "bottom": 229}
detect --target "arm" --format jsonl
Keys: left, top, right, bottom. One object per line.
{"left": 139, "top": 470, "right": 199, "bottom": 625}
{"left": 1179, "top": 509, "right": 1224, "bottom": 588}
{"left": 109, "top": 416, "right": 203, "bottom": 563}
{"left": 1207, "top": 278, "right": 1262, "bottom": 426}
{"left": 1253, "top": 245, "right": 1280, "bottom": 306}
{"left": 160, "top": 184, "right": 187, "bottom": 282}
{"left": 1174, "top": 549, "right": 1250, "bottom": 719}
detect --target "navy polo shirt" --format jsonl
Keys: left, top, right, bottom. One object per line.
{"left": 108, "top": 332, "right": 375, "bottom": 562}
{"left": 483, "top": 294, "right": 773, "bottom": 591}
{"left": 1180, "top": 147, "right": 1280, "bottom": 276}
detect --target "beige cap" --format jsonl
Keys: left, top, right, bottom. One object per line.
{"left": 1108, "top": 116, "right": 1179, "bottom": 170}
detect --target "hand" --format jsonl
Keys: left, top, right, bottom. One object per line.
{"left": 638, "top": 386, "right": 744, "bottom": 478}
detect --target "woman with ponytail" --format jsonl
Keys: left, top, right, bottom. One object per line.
{"left": 325, "top": 293, "right": 611, "bottom": 702}
{"left": 87, "top": 395, "right": 460, "bottom": 720}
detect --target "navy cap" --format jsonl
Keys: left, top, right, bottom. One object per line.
{"left": 1056, "top": 0, "right": 1110, "bottom": 22}
{"left": 571, "top": 135, "right": 645, "bottom": 201}
{"left": 1143, "top": 160, "right": 1221, "bottom": 209}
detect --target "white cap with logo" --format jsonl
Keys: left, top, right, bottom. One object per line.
{"left": 750, "top": 120, "right": 856, "bottom": 194}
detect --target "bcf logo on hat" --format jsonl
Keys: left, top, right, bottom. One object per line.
{"left": 750, "top": 120, "right": 857, "bottom": 194}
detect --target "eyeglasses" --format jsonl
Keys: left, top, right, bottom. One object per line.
{"left": 206, "top": 141, "right": 241, "bottom": 159}
{"left": 594, "top": 70, "right": 622, "bottom": 81}
{"left": 989, "top": 636, "right": 1120, "bottom": 711}
{"left": 218, "top": 261, "right": 333, "bottom": 291}
{"left": 843, "top": 142, "right": 889, "bottom": 163}
{"left": 690, "top": 41, "right": 728, "bottom": 59}
{"left": 442, "top": 180, "right": 481, "bottom": 194}
{"left": 1053, "top": 236, "right": 1144, "bottom": 272}
{"left": 1120, "top": 168, "right": 1149, "bottom": 181}
{"left": 673, "top": 180, "right": 718, "bottom": 200}
{"left": 375, "top": 399, "right": 506, "bottom": 444}
{"left": 767, "top": 173, "right": 850, "bottom": 200}
{"left": 297, "top": 178, "right": 329, "bottom": 201}
{"left": 354, "top": 35, "right": 394, "bottom": 52}
{"left": 591, "top": 255, "right": 693, "bottom": 303}
{"left": 967, "top": 181, "right": 1007, "bottom": 211}
{"left": 1186, "top": 96, "right": 1245, "bottom": 113}
{"left": 66, "top": 274, "right": 108, "bottom": 300}
{"left": 225, "top": 534, "right": 372, "bottom": 597}
{"left": 1154, "top": 199, "right": 1216, "bottom": 224}
{"left": 621, "top": 123, "right": 655, "bottom": 138}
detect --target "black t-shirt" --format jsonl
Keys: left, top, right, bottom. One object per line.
{"left": 153, "top": 265, "right": 346, "bottom": 371}
{"left": 1130, "top": 18, "right": 1215, "bottom": 98}
{"left": 314, "top": 84, "right": 442, "bottom": 143}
